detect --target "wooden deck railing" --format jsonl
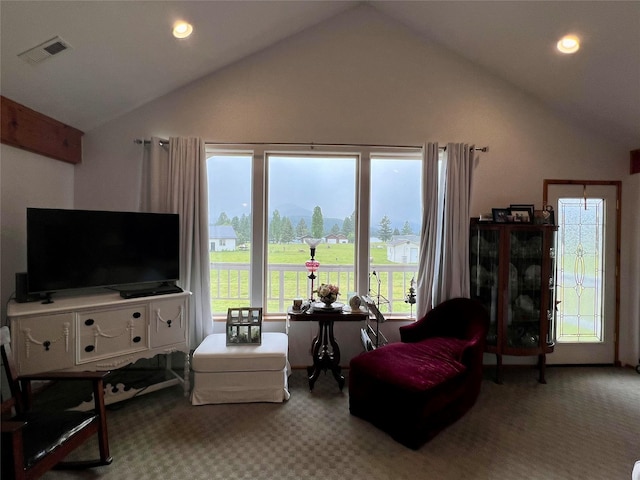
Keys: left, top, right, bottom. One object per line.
{"left": 210, "top": 263, "right": 417, "bottom": 315}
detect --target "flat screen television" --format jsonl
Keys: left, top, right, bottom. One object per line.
{"left": 26, "top": 208, "right": 180, "bottom": 296}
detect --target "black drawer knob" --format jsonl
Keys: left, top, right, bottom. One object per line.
{"left": 85, "top": 345, "right": 95, "bottom": 353}
{"left": 85, "top": 319, "right": 94, "bottom": 326}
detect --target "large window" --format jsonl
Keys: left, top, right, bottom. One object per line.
{"left": 207, "top": 152, "right": 252, "bottom": 309}
{"left": 206, "top": 145, "right": 423, "bottom": 317}
{"left": 266, "top": 154, "right": 357, "bottom": 312}
{"left": 369, "top": 155, "right": 422, "bottom": 314}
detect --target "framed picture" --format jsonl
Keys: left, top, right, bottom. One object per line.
{"left": 509, "top": 204, "right": 534, "bottom": 223}
{"left": 492, "top": 208, "right": 510, "bottom": 223}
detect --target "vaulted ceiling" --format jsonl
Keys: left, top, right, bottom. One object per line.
{"left": 1, "top": 1, "right": 638, "bottom": 150}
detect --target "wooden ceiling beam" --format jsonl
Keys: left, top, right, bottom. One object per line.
{"left": 1, "top": 95, "right": 83, "bottom": 165}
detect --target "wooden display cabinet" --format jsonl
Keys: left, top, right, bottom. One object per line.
{"left": 470, "top": 218, "right": 558, "bottom": 383}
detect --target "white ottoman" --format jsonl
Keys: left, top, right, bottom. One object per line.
{"left": 191, "top": 332, "right": 290, "bottom": 405}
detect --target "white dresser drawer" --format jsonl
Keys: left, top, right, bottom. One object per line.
{"left": 14, "top": 313, "right": 75, "bottom": 374}
{"left": 77, "top": 305, "right": 149, "bottom": 363}
{"left": 150, "top": 297, "right": 187, "bottom": 348}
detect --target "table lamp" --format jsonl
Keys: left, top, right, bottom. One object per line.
{"left": 304, "top": 238, "right": 322, "bottom": 301}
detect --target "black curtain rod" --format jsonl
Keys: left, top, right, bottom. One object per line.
{"left": 134, "top": 138, "right": 169, "bottom": 146}
{"left": 134, "top": 139, "right": 488, "bottom": 152}
{"left": 440, "top": 145, "right": 489, "bottom": 152}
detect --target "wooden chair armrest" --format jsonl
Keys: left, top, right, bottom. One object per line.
{"left": 1, "top": 419, "right": 27, "bottom": 433}
{"left": 17, "top": 371, "right": 110, "bottom": 411}
{"left": 1, "top": 397, "right": 16, "bottom": 416}
{"left": 18, "top": 371, "right": 110, "bottom": 382}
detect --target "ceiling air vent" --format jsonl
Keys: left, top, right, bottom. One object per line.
{"left": 18, "top": 36, "right": 71, "bottom": 64}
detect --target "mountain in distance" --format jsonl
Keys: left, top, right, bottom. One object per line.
{"left": 274, "top": 203, "right": 312, "bottom": 218}
{"left": 273, "top": 203, "right": 344, "bottom": 235}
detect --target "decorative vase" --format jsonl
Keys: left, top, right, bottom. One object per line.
{"left": 319, "top": 295, "right": 335, "bottom": 307}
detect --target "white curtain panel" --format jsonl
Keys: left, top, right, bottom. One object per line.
{"left": 140, "top": 137, "right": 169, "bottom": 212}
{"left": 141, "top": 136, "right": 212, "bottom": 347}
{"left": 416, "top": 142, "right": 439, "bottom": 319}
{"left": 435, "top": 143, "right": 475, "bottom": 304}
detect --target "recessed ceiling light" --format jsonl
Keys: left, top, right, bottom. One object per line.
{"left": 173, "top": 21, "right": 193, "bottom": 39}
{"left": 557, "top": 35, "right": 580, "bottom": 54}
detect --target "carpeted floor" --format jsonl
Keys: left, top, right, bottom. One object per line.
{"left": 38, "top": 366, "right": 639, "bottom": 480}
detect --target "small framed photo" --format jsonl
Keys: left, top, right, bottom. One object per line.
{"left": 492, "top": 208, "right": 510, "bottom": 223}
{"left": 509, "top": 204, "right": 534, "bottom": 223}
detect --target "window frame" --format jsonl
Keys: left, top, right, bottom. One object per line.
{"left": 206, "top": 143, "right": 423, "bottom": 318}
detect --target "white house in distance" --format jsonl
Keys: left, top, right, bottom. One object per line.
{"left": 387, "top": 235, "right": 420, "bottom": 263}
{"left": 325, "top": 233, "right": 348, "bottom": 244}
{"left": 298, "top": 234, "right": 316, "bottom": 245}
{"left": 209, "top": 225, "right": 238, "bottom": 252}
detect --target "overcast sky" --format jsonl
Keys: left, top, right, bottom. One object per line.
{"left": 207, "top": 155, "right": 422, "bottom": 229}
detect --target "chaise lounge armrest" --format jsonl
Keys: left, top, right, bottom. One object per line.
{"left": 400, "top": 297, "right": 489, "bottom": 344}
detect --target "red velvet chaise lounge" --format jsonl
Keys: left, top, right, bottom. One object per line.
{"left": 348, "top": 297, "right": 489, "bottom": 449}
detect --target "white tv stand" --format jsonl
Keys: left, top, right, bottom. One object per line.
{"left": 7, "top": 290, "right": 191, "bottom": 407}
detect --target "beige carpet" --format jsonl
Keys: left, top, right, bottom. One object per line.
{"left": 41, "top": 366, "right": 639, "bottom": 480}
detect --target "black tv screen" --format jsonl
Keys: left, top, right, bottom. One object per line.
{"left": 27, "top": 208, "right": 180, "bottom": 294}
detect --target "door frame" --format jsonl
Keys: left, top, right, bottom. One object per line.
{"left": 543, "top": 179, "right": 622, "bottom": 366}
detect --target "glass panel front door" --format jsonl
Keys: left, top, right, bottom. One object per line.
{"left": 556, "top": 198, "right": 604, "bottom": 343}
{"left": 546, "top": 184, "right": 617, "bottom": 364}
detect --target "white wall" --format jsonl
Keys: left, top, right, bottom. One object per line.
{"left": 620, "top": 174, "right": 640, "bottom": 367}
{"left": 2, "top": 6, "right": 637, "bottom": 367}
{"left": 76, "top": 7, "right": 630, "bottom": 212}
{"left": 0, "top": 144, "right": 75, "bottom": 322}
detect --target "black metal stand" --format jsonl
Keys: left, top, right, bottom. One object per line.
{"left": 368, "top": 270, "right": 389, "bottom": 308}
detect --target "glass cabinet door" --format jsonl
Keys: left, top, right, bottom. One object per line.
{"left": 507, "top": 229, "right": 544, "bottom": 349}
{"left": 470, "top": 227, "right": 500, "bottom": 347}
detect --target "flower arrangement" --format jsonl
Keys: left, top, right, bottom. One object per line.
{"left": 314, "top": 283, "right": 340, "bottom": 305}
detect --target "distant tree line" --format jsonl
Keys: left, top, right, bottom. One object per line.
{"left": 214, "top": 207, "right": 414, "bottom": 244}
